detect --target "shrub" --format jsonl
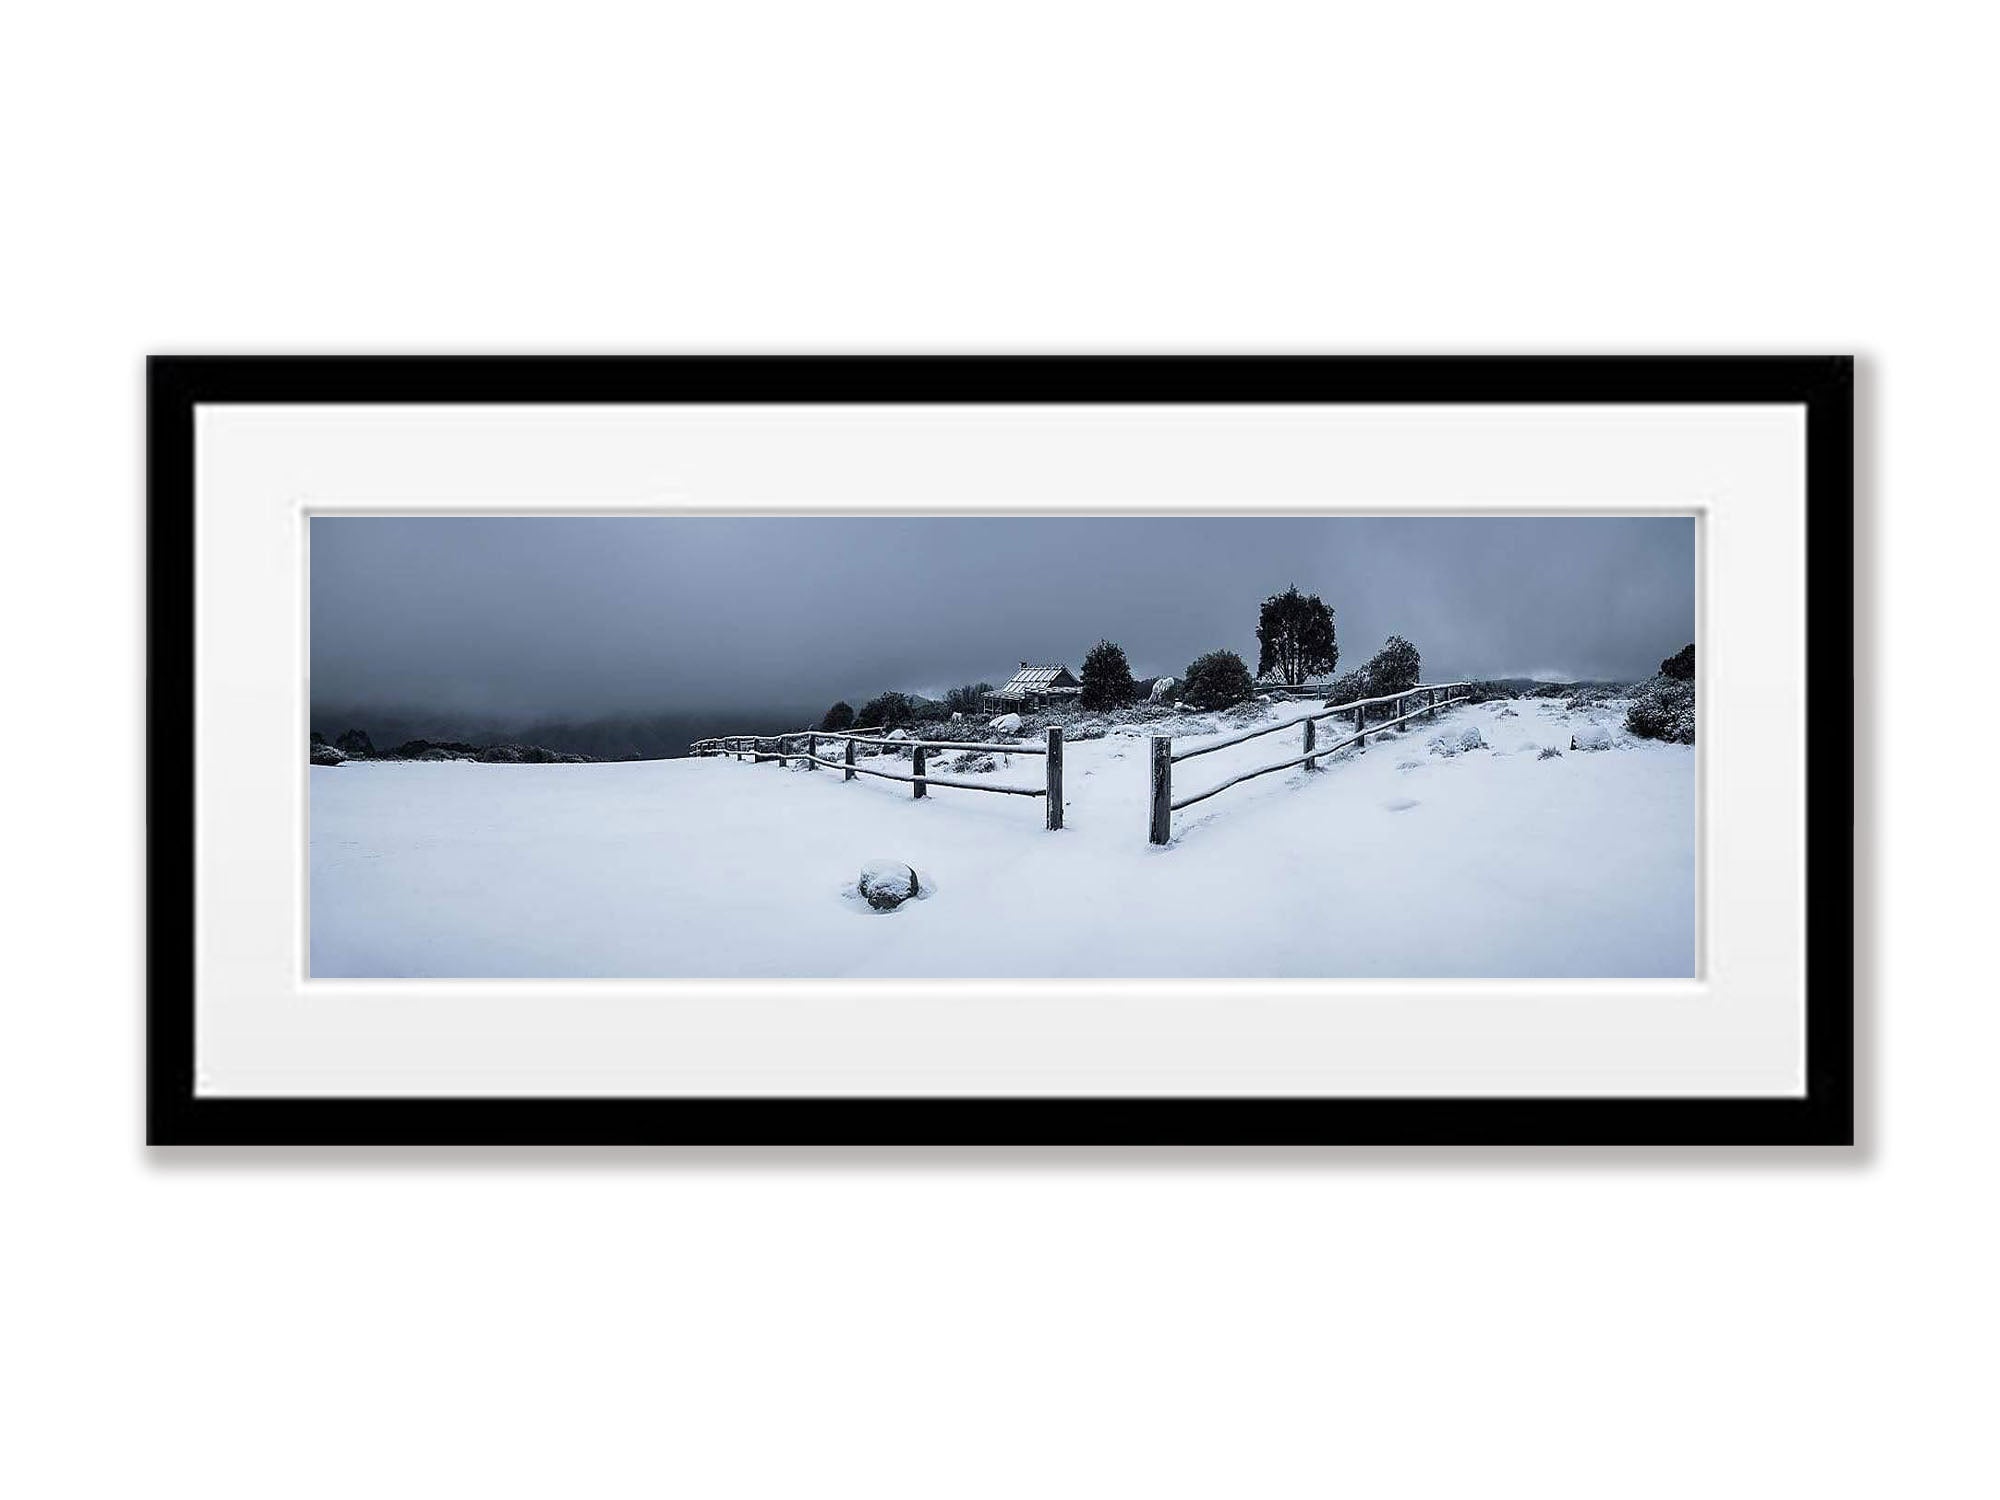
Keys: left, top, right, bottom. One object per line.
{"left": 1362, "top": 635, "right": 1422, "bottom": 695}
{"left": 334, "top": 728, "right": 375, "bottom": 758}
{"left": 1079, "top": 639, "right": 1139, "bottom": 710}
{"left": 1323, "top": 668, "right": 1368, "bottom": 705}
{"left": 1537, "top": 745, "right": 1564, "bottom": 760}
{"left": 1625, "top": 675, "right": 1696, "bottom": 743}
{"left": 1255, "top": 585, "right": 1338, "bottom": 685}
{"left": 1660, "top": 643, "right": 1696, "bottom": 681}
{"left": 1181, "top": 650, "right": 1254, "bottom": 710}
{"left": 820, "top": 701, "right": 856, "bottom": 731}
{"left": 857, "top": 692, "right": 914, "bottom": 729}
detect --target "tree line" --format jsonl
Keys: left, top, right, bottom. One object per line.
{"left": 817, "top": 584, "right": 1425, "bottom": 729}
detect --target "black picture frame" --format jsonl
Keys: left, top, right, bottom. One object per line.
{"left": 148, "top": 355, "right": 1853, "bottom": 1146}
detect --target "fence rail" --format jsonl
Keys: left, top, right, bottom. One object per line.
{"left": 1150, "top": 683, "right": 1470, "bottom": 844}
{"left": 691, "top": 724, "right": 1065, "bottom": 829}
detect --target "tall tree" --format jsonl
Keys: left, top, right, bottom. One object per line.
{"left": 1079, "top": 639, "right": 1138, "bottom": 710}
{"left": 1255, "top": 585, "right": 1338, "bottom": 685}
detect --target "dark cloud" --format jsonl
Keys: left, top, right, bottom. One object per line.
{"left": 311, "top": 515, "right": 1694, "bottom": 721}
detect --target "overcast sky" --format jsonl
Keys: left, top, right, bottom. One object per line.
{"left": 310, "top": 516, "right": 1694, "bottom": 721}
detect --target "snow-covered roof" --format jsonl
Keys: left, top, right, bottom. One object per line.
{"left": 996, "top": 663, "right": 1076, "bottom": 696}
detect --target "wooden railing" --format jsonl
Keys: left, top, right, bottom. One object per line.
{"left": 691, "top": 724, "right": 1066, "bottom": 830}
{"left": 1147, "top": 683, "right": 1470, "bottom": 845}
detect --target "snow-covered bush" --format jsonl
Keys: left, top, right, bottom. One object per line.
{"left": 1426, "top": 725, "right": 1486, "bottom": 758}
{"left": 820, "top": 701, "right": 856, "bottom": 731}
{"left": 856, "top": 860, "right": 920, "bottom": 911}
{"left": 1570, "top": 723, "right": 1613, "bottom": 752}
{"left": 1659, "top": 643, "right": 1695, "bottom": 682}
{"left": 310, "top": 742, "right": 346, "bottom": 766}
{"left": 1537, "top": 745, "right": 1564, "bottom": 760}
{"left": 1362, "top": 635, "right": 1422, "bottom": 696}
{"left": 1180, "top": 650, "right": 1254, "bottom": 710}
{"left": 1625, "top": 675, "right": 1696, "bottom": 744}
{"left": 334, "top": 728, "right": 375, "bottom": 758}
{"left": 988, "top": 712, "right": 1022, "bottom": 734}
{"left": 1148, "top": 676, "right": 1178, "bottom": 703}
{"left": 946, "top": 751, "right": 997, "bottom": 773}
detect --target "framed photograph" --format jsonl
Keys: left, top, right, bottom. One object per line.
{"left": 149, "top": 356, "right": 1852, "bottom": 1145}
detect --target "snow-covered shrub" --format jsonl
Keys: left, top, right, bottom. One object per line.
{"left": 856, "top": 860, "right": 920, "bottom": 911}
{"left": 1537, "top": 745, "right": 1564, "bottom": 760}
{"left": 988, "top": 712, "right": 1023, "bottom": 734}
{"left": 1148, "top": 676, "right": 1178, "bottom": 703}
{"left": 1180, "top": 650, "right": 1254, "bottom": 710}
{"left": 1570, "top": 723, "right": 1613, "bottom": 752}
{"left": 1564, "top": 684, "right": 1625, "bottom": 712}
{"left": 1625, "top": 675, "right": 1696, "bottom": 744}
{"left": 310, "top": 742, "right": 346, "bottom": 766}
{"left": 1426, "top": 724, "right": 1487, "bottom": 758}
{"left": 820, "top": 701, "right": 856, "bottom": 731}
{"left": 1362, "top": 635, "right": 1422, "bottom": 696}
{"left": 946, "top": 751, "right": 997, "bottom": 773}
{"left": 334, "top": 728, "right": 375, "bottom": 758}
{"left": 1659, "top": 643, "right": 1695, "bottom": 682}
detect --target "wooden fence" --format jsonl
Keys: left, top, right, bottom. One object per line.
{"left": 691, "top": 724, "right": 1066, "bottom": 830}
{"left": 1148, "top": 683, "right": 1470, "bottom": 844}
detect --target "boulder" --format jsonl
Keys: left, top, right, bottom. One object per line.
{"left": 988, "top": 712, "right": 1022, "bottom": 734}
{"left": 309, "top": 743, "right": 346, "bottom": 766}
{"left": 1149, "top": 676, "right": 1178, "bottom": 703}
{"left": 857, "top": 860, "right": 921, "bottom": 912}
{"left": 1571, "top": 723, "right": 1613, "bottom": 752}
{"left": 1457, "top": 725, "right": 1486, "bottom": 752}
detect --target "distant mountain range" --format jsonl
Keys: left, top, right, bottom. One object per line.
{"left": 310, "top": 705, "right": 824, "bottom": 762}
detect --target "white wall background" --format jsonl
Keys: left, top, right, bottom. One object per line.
{"left": 1, "top": 4, "right": 1987, "bottom": 1496}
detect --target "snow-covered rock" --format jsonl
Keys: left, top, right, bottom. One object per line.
{"left": 885, "top": 728, "right": 910, "bottom": 741}
{"left": 857, "top": 860, "right": 921, "bottom": 911}
{"left": 988, "top": 712, "right": 1022, "bottom": 733}
{"left": 1571, "top": 723, "right": 1613, "bottom": 752}
{"left": 1149, "top": 676, "right": 1178, "bottom": 703}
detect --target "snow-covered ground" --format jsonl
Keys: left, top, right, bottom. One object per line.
{"left": 309, "top": 696, "right": 1694, "bottom": 979}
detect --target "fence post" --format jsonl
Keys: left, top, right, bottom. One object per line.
{"left": 912, "top": 744, "right": 928, "bottom": 798}
{"left": 1045, "top": 726, "right": 1064, "bottom": 831}
{"left": 806, "top": 732, "right": 817, "bottom": 770}
{"left": 1149, "top": 736, "right": 1171, "bottom": 845}
{"left": 1303, "top": 714, "right": 1319, "bottom": 771}
{"left": 844, "top": 738, "right": 856, "bottom": 781}
{"left": 1355, "top": 701, "right": 1368, "bottom": 748}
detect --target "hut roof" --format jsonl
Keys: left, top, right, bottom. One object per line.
{"left": 995, "top": 663, "right": 1077, "bottom": 696}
